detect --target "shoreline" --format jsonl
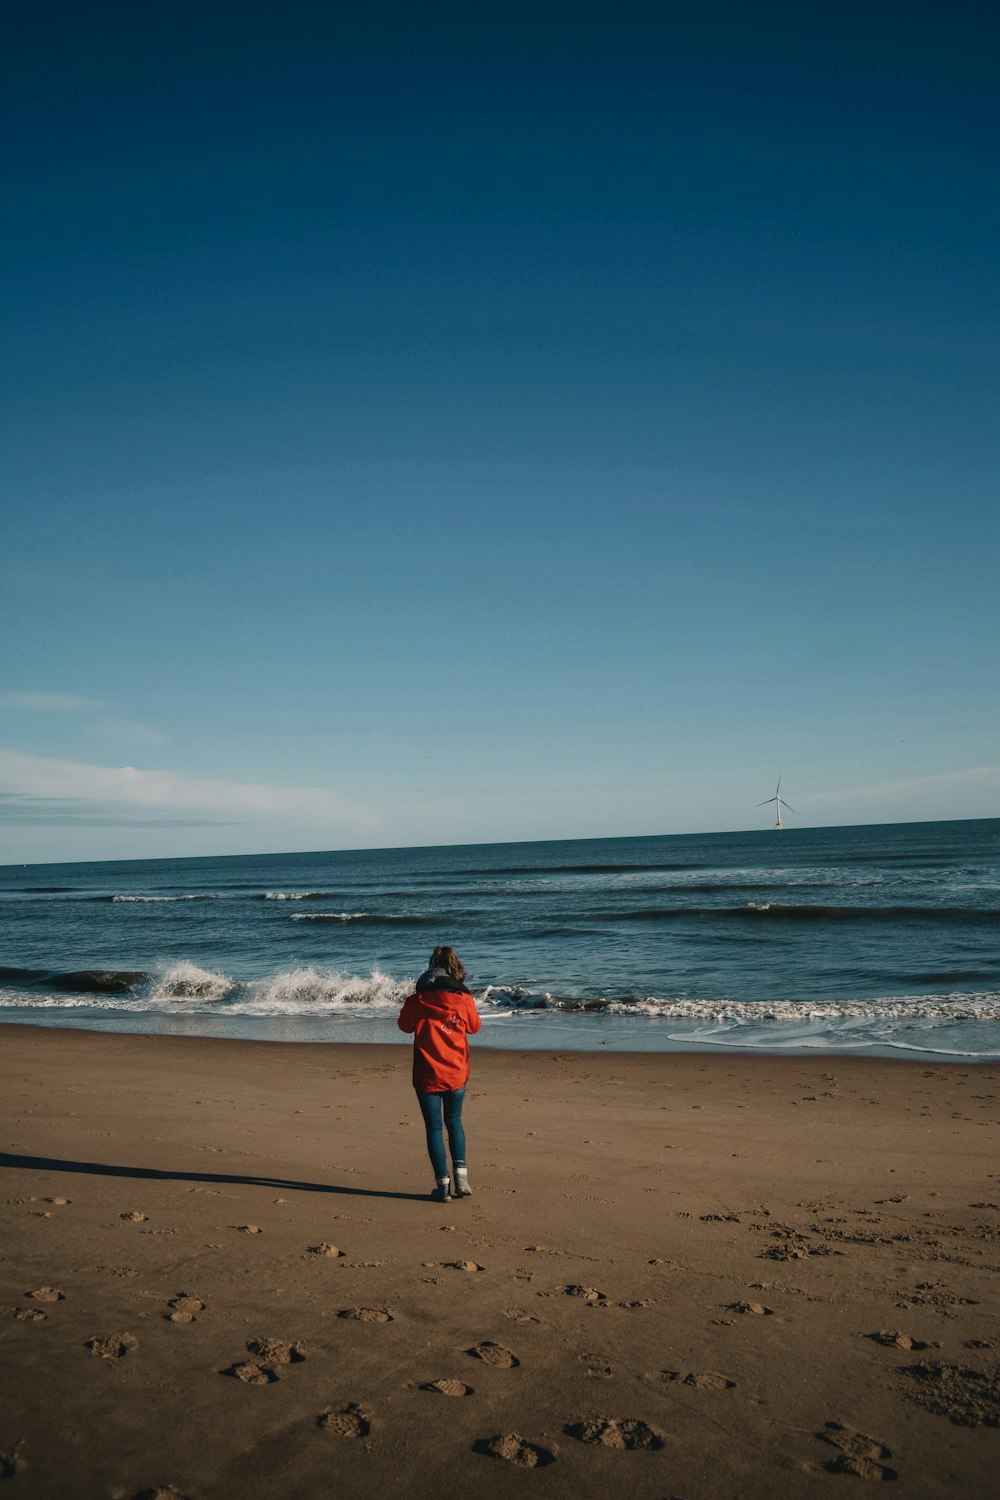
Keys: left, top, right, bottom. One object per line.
{"left": 6, "top": 1015, "right": 1000, "bottom": 1063}
{"left": 3, "top": 1011, "right": 1000, "bottom": 1064}
{"left": 2, "top": 1025, "right": 998, "bottom": 1497}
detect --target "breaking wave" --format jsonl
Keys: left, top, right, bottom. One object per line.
{"left": 140, "top": 965, "right": 411, "bottom": 1014}
{"left": 291, "top": 912, "right": 371, "bottom": 922}
{"left": 2, "top": 961, "right": 999, "bottom": 1022}
{"left": 1, "top": 961, "right": 998, "bottom": 1054}
{"left": 263, "top": 890, "right": 341, "bottom": 901}
{"left": 0, "top": 963, "right": 411, "bottom": 1014}
{"left": 110, "top": 894, "right": 215, "bottom": 903}
{"left": 147, "top": 962, "right": 236, "bottom": 1002}
{"left": 480, "top": 986, "right": 1000, "bottom": 1020}
{"left": 290, "top": 911, "right": 440, "bottom": 925}
{"left": 603, "top": 994, "right": 1000, "bottom": 1021}
{"left": 236, "top": 967, "right": 409, "bottom": 1014}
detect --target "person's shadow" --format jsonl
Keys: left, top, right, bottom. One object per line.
{"left": 0, "top": 1151, "right": 427, "bottom": 1201}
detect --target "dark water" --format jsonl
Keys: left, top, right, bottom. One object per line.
{"left": 1, "top": 818, "right": 998, "bottom": 1058}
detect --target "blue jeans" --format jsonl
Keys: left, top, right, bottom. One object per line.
{"left": 417, "top": 1087, "right": 467, "bottom": 1180}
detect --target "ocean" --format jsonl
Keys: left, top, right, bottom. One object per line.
{"left": 1, "top": 818, "right": 999, "bottom": 1059}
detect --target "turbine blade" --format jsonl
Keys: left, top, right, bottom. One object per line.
{"left": 756, "top": 797, "right": 776, "bottom": 806}
{"left": 780, "top": 801, "right": 796, "bottom": 813}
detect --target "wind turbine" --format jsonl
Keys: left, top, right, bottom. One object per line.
{"left": 757, "top": 776, "right": 794, "bottom": 830}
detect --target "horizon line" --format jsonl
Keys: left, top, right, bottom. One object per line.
{"left": 2, "top": 812, "right": 997, "bottom": 871}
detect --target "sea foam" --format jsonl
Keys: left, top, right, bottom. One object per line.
{"left": 141, "top": 964, "right": 410, "bottom": 1012}
{"left": 111, "top": 894, "right": 214, "bottom": 902}
{"left": 263, "top": 890, "right": 338, "bottom": 901}
{"left": 148, "top": 962, "right": 236, "bottom": 1002}
{"left": 233, "top": 967, "right": 410, "bottom": 1014}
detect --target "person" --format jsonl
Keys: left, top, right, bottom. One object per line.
{"left": 398, "top": 946, "right": 481, "bottom": 1202}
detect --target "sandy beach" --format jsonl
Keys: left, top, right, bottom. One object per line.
{"left": 1, "top": 1025, "right": 998, "bottom": 1498}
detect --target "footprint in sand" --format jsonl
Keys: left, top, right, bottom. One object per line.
{"left": 317, "top": 1402, "right": 371, "bottom": 1437}
{"left": 25, "top": 1287, "right": 64, "bottom": 1303}
{"left": 728, "top": 1300, "right": 773, "bottom": 1316}
{"left": 225, "top": 1361, "right": 278, "bottom": 1384}
{"left": 422, "top": 1378, "right": 474, "bottom": 1397}
{"left": 165, "top": 1294, "right": 205, "bottom": 1324}
{"left": 562, "top": 1285, "right": 608, "bottom": 1305}
{"left": 233, "top": 1224, "right": 262, "bottom": 1234}
{"left": 817, "top": 1422, "right": 896, "bottom": 1480}
{"left": 899, "top": 1361, "right": 1000, "bottom": 1426}
{"left": 866, "top": 1330, "right": 930, "bottom": 1351}
{"left": 579, "top": 1352, "right": 614, "bottom": 1378}
{"left": 503, "top": 1307, "right": 540, "bottom": 1325}
{"left": 245, "top": 1337, "right": 305, "bottom": 1364}
{"left": 15, "top": 1308, "right": 47, "bottom": 1323}
{"left": 443, "top": 1260, "right": 484, "bottom": 1273}
{"left": 305, "top": 1243, "right": 343, "bottom": 1258}
{"left": 337, "top": 1307, "right": 394, "bottom": 1323}
{"left": 660, "top": 1370, "right": 736, "bottom": 1390}
{"left": 119, "top": 1210, "right": 148, "bottom": 1223}
{"left": 565, "top": 1416, "right": 664, "bottom": 1450}
{"left": 86, "top": 1332, "right": 139, "bottom": 1360}
{"left": 467, "top": 1341, "right": 519, "bottom": 1368}
{"left": 474, "top": 1434, "right": 557, "bottom": 1467}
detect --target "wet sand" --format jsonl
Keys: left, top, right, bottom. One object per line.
{"left": 1, "top": 1024, "right": 998, "bottom": 1498}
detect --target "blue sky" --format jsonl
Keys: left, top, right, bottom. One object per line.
{"left": 2, "top": 1, "right": 997, "bottom": 863}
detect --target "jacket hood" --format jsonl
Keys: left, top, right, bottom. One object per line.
{"left": 416, "top": 966, "right": 469, "bottom": 994}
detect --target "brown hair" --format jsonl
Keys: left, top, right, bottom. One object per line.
{"left": 430, "top": 946, "right": 466, "bottom": 984}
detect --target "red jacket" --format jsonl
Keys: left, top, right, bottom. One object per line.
{"left": 398, "top": 984, "right": 481, "bottom": 1093}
